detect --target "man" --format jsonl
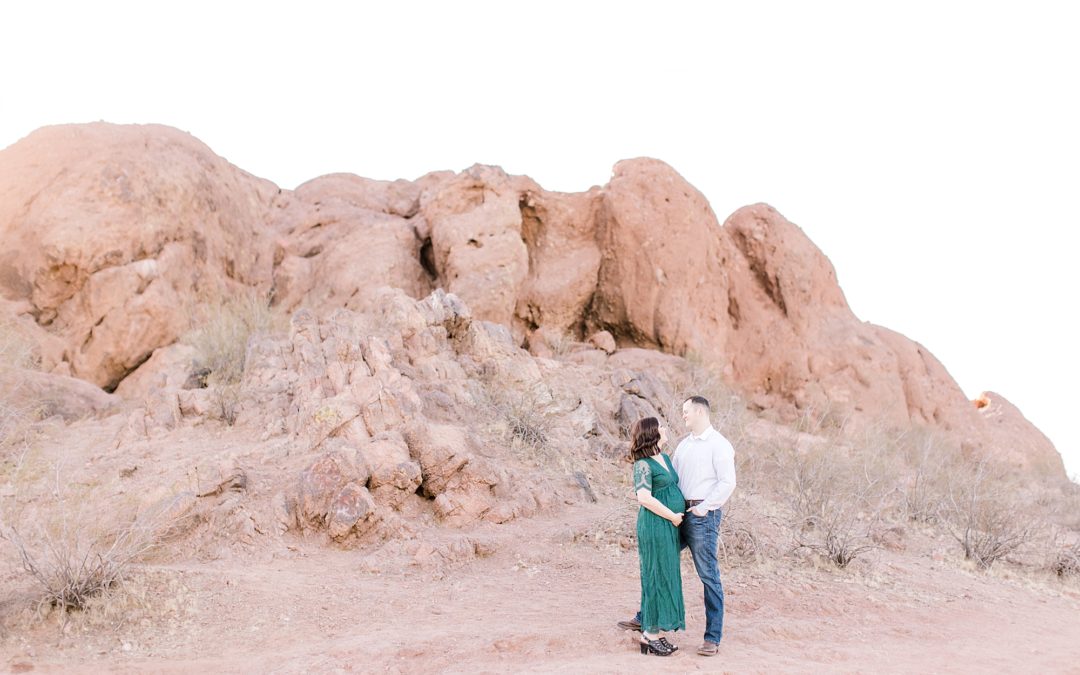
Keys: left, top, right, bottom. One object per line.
{"left": 617, "top": 395, "right": 737, "bottom": 657}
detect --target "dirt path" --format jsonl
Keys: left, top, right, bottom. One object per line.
{"left": 5, "top": 501, "right": 1080, "bottom": 673}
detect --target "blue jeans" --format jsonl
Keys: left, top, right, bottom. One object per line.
{"left": 635, "top": 507, "right": 724, "bottom": 643}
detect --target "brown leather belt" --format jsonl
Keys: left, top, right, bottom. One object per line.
{"left": 686, "top": 499, "right": 704, "bottom": 508}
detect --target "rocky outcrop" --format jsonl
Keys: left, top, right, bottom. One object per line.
{"left": 0, "top": 123, "right": 1064, "bottom": 479}
{"left": 416, "top": 166, "right": 533, "bottom": 332}
{"left": 0, "top": 123, "right": 279, "bottom": 390}
{"left": 232, "top": 289, "right": 574, "bottom": 539}
{"left": 0, "top": 366, "right": 119, "bottom": 420}
{"left": 975, "top": 392, "right": 1067, "bottom": 478}
{"left": 589, "top": 157, "right": 730, "bottom": 355}
{"left": 267, "top": 173, "right": 436, "bottom": 314}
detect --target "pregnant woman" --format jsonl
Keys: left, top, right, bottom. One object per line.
{"left": 629, "top": 416, "right": 686, "bottom": 656}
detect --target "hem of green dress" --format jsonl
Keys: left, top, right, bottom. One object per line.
{"left": 642, "top": 622, "right": 685, "bottom": 633}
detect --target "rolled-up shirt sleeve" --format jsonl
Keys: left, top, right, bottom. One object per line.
{"left": 702, "top": 439, "right": 736, "bottom": 511}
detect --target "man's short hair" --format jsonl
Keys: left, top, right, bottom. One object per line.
{"left": 685, "top": 395, "right": 711, "bottom": 411}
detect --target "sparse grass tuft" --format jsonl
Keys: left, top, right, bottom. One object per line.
{"left": 182, "top": 290, "right": 281, "bottom": 424}
{"left": 0, "top": 465, "right": 187, "bottom": 613}
{"left": 477, "top": 379, "right": 553, "bottom": 452}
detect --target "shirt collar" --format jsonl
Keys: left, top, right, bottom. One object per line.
{"left": 691, "top": 426, "right": 715, "bottom": 441}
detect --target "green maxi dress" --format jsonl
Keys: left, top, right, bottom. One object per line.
{"left": 634, "top": 453, "right": 686, "bottom": 633}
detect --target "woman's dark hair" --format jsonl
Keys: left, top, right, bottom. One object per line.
{"left": 628, "top": 417, "right": 661, "bottom": 462}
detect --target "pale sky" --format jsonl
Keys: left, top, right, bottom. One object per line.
{"left": 2, "top": 1, "right": 1078, "bottom": 478}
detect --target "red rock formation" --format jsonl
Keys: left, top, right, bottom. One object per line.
{"left": 974, "top": 391, "right": 1067, "bottom": 477}
{"left": 0, "top": 123, "right": 1064, "bottom": 479}
{"left": 0, "top": 123, "right": 278, "bottom": 389}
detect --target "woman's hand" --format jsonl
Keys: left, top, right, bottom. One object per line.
{"left": 670, "top": 512, "right": 684, "bottom": 527}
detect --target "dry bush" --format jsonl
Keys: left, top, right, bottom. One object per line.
{"left": 473, "top": 376, "right": 554, "bottom": 453}
{"left": 2, "top": 519, "right": 160, "bottom": 612}
{"left": 899, "top": 429, "right": 946, "bottom": 524}
{"left": 0, "top": 466, "right": 185, "bottom": 613}
{"left": 212, "top": 382, "right": 243, "bottom": 426}
{"left": 1042, "top": 480, "right": 1080, "bottom": 532}
{"left": 790, "top": 401, "right": 854, "bottom": 439}
{"left": 890, "top": 426, "right": 965, "bottom": 525}
{"left": 942, "top": 459, "right": 1038, "bottom": 569}
{"left": 1, "top": 386, "right": 41, "bottom": 487}
{"left": 1, "top": 396, "right": 36, "bottom": 457}
{"left": 782, "top": 443, "right": 897, "bottom": 568}
{"left": 182, "top": 290, "right": 280, "bottom": 424}
{"left": 1046, "top": 539, "right": 1080, "bottom": 578}
{"left": 184, "top": 290, "right": 278, "bottom": 384}
{"left": 1, "top": 320, "right": 40, "bottom": 455}
{"left": 547, "top": 330, "right": 574, "bottom": 359}
{"left": 717, "top": 497, "right": 762, "bottom": 563}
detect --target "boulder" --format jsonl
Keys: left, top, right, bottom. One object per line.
{"left": 269, "top": 175, "right": 432, "bottom": 314}
{"left": 0, "top": 123, "right": 279, "bottom": 390}
{"left": 419, "top": 165, "right": 530, "bottom": 331}
{"left": 296, "top": 450, "right": 366, "bottom": 531}
{"left": 0, "top": 366, "right": 119, "bottom": 420}
{"left": 975, "top": 391, "right": 1067, "bottom": 478}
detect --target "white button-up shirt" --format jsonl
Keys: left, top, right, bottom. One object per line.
{"left": 672, "top": 426, "right": 736, "bottom": 513}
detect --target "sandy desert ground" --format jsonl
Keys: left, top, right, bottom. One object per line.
{"left": 4, "top": 490, "right": 1079, "bottom": 674}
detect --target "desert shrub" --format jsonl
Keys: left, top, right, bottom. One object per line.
{"left": 790, "top": 401, "right": 855, "bottom": 438}
{"left": 718, "top": 497, "right": 760, "bottom": 563}
{"left": 1, "top": 322, "right": 40, "bottom": 459}
{"left": 184, "top": 290, "right": 278, "bottom": 385}
{"left": 783, "top": 444, "right": 896, "bottom": 568}
{"left": 503, "top": 397, "right": 550, "bottom": 448}
{"left": 1, "top": 379, "right": 40, "bottom": 474}
{"left": 472, "top": 371, "right": 554, "bottom": 454}
{"left": 213, "top": 382, "right": 243, "bottom": 426}
{"left": 1043, "top": 480, "right": 1080, "bottom": 532}
{"left": 942, "top": 459, "right": 1038, "bottom": 569}
{"left": 1, "top": 394, "right": 33, "bottom": 448}
{"left": 3, "top": 519, "right": 159, "bottom": 611}
{"left": 182, "top": 290, "right": 280, "bottom": 424}
{"left": 893, "top": 427, "right": 962, "bottom": 525}
{"left": 0, "top": 469, "right": 186, "bottom": 612}
{"left": 547, "top": 330, "right": 574, "bottom": 359}
{"left": 1046, "top": 540, "right": 1080, "bottom": 578}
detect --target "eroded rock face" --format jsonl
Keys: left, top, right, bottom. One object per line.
{"left": 1, "top": 123, "right": 1063, "bottom": 480}
{"left": 230, "top": 289, "right": 576, "bottom": 538}
{"left": 514, "top": 187, "right": 602, "bottom": 338}
{"left": 268, "top": 173, "right": 434, "bottom": 314}
{"left": 0, "top": 123, "right": 279, "bottom": 389}
{"left": 418, "top": 165, "right": 531, "bottom": 331}
{"left": 589, "top": 158, "right": 731, "bottom": 356}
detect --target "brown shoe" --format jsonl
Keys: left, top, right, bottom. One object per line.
{"left": 697, "top": 641, "right": 719, "bottom": 656}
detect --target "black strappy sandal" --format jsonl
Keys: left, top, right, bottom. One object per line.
{"left": 639, "top": 635, "right": 674, "bottom": 656}
{"left": 658, "top": 637, "right": 679, "bottom": 652}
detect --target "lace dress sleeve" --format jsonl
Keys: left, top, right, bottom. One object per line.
{"left": 633, "top": 460, "right": 652, "bottom": 493}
